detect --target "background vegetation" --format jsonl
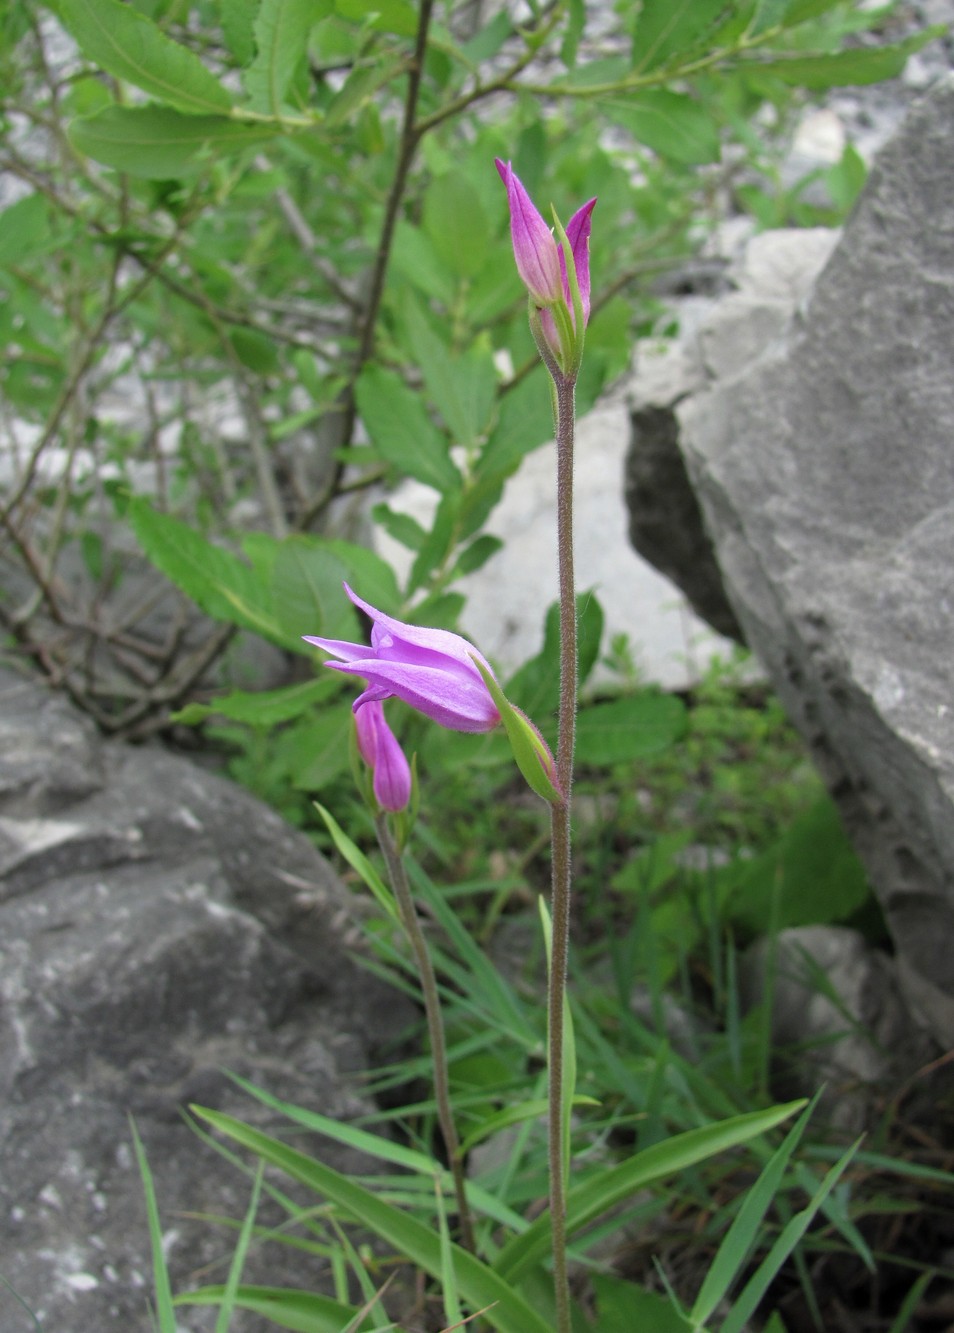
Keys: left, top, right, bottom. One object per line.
{"left": 2, "top": 1, "right": 952, "bottom": 1329}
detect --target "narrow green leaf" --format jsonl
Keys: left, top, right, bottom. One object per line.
{"left": 129, "top": 1119, "right": 177, "bottom": 1333}
{"left": 722, "top": 1139, "right": 863, "bottom": 1333}
{"left": 887, "top": 1271, "right": 935, "bottom": 1333}
{"left": 179, "top": 1284, "right": 374, "bottom": 1332}
{"left": 689, "top": 1100, "right": 815, "bottom": 1325}
{"left": 435, "top": 1177, "right": 464, "bottom": 1330}
{"left": 313, "top": 801, "right": 398, "bottom": 922}
{"left": 59, "top": 0, "right": 232, "bottom": 114}
{"left": 69, "top": 105, "right": 277, "bottom": 178}
{"left": 215, "top": 1163, "right": 265, "bottom": 1333}
{"left": 355, "top": 364, "right": 460, "bottom": 494}
{"left": 494, "top": 1101, "right": 806, "bottom": 1283}
{"left": 458, "top": 1095, "right": 599, "bottom": 1156}
{"left": 188, "top": 1109, "right": 555, "bottom": 1333}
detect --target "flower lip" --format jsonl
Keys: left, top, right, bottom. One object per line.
{"left": 304, "top": 584, "right": 501, "bottom": 734}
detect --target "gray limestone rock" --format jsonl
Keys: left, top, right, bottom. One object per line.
{"left": 739, "top": 926, "right": 935, "bottom": 1132}
{"left": 666, "top": 79, "right": 954, "bottom": 1047}
{"left": 0, "top": 666, "right": 411, "bottom": 1331}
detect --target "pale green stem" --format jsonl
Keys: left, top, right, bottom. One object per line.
{"left": 548, "top": 370, "right": 577, "bottom": 1333}
{"left": 374, "top": 813, "right": 476, "bottom": 1254}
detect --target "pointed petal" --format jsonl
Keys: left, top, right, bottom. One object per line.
{"left": 561, "top": 197, "right": 596, "bottom": 322}
{"left": 328, "top": 658, "right": 500, "bottom": 732}
{"left": 495, "top": 158, "right": 563, "bottom": 306}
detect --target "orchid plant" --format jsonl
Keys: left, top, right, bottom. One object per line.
{"left": 142, "top": 153, "right": 860, "bottom": 1333}
{"left": 297, "top": 164, "right": 594, "bottom": 1328}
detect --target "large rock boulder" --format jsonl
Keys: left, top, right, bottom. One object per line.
{"left": 628, "top": 78, "right": 954, "bottom": 1047}
{"left": 0, "top": 666, "right": 411, "bottom": 1330}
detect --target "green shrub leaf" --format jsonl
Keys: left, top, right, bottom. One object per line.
{"left": 59, "top": 0, "right": 232, "bottom": 115}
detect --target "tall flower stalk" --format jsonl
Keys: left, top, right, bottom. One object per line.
{"left": 496, "top": 159, "right": 595, "bottom": 1333}
{"left": 308, "top": 164, "right": 594, "bottom": 1327}
{"left": 374, "top": 811, "right": 476, "bottom": 1254}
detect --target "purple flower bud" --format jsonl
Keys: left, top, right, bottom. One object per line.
{"left": 354, "top": 700, "right": 411, "bottom": 812}
{"left": 495, "top": 158, "right": 563, "bottom": 307}
{"left": 304, "top": 584, "right": 501, "bottom": 734}
{"left": 495, "top": 159, "right": 596, "bottom": 366}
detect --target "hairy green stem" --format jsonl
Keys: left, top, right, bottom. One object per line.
{"left": 374, "top": 813, "right": 476, "bottom": 1254}
{"left": 548, "top": 370, "right": 577, "bottom": 1333}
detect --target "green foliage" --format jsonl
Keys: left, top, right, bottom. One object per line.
{"left": 0, "top": 0, "right": 932, "bottom": 729}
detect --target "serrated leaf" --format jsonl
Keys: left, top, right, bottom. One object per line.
{"left": 269, "top": 536, "right": 354, "bottom": 642}
{"left": 173, "top": 678, "right": 334, "bottom": 727}
{"left": 59, "top": 0, "right": 232, "bottom": 115}
{"left": 631, "top": 0, "right": 730, "bottom": 73}
{"left": 334, "top": 0, "right": 417, "bottom": 38}
{"left": 69, "top": 105, "right": 277, "bottom": 178}
{"left": 403, "top": 299, "right": 498, "bottom": 446}
{"left": 749, "top": 34, "right": 937, "bottom": 89}
{"left": 325, "top": 56, "right": 406, "bottom": 127}
{"left": 323, "top": 539, "right": 402, "bottom": 612}
{"left": 478, "top": 369, "right": 554, "bottom": 479}
{"left": 608, "top": 90, "right": 720, "bottom": 165}
{"left": 244, "top": 0, "right": 321, "bottom": 115}
{"left": 221, "top": 0, "right": 258, "bottom": 64}
{"left": 574, "top": 692, "right": 686, "bottom": 766}
{"left": 128, "top": 498, "right": 291, "bottom": 644}
{"left": 355, "top": 364, "right": 460, "bottom": 494}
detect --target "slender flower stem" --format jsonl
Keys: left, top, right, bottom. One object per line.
{"left": 548, "top": 371, "right": 577, "bottom": 1333}
{"left": 374, "top": 813, "right": 476, "bottom": 1254}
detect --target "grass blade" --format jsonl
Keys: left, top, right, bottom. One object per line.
{"left": 689, "top": 1098, "right": 816, "bottom": 1326}
{"left": 721, "top": 1137, "right": 863, "bottom": 1333}
{"left": 494, "top": 1100, "right": 806, "bottom": 1284}
{"left": 129, "top": 1117, "right": 177, "bottom": 1333}
{"left": 190, "top": 1106, "right": 554, "bottom": 1333}
{"left": 215, "top": 1161, "right": 264, "bottom": 1333}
